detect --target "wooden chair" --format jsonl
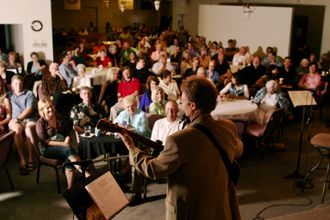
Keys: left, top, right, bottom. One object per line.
{"left": 35, "top": 143, "right": 65, "bottom": 193}
{"left": 245, "top": 108, "right": 284, "bottom": 158}
{"left": 0, "top": 131, "right": 15, "bottom": 190}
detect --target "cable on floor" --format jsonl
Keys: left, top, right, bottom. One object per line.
{"left": 251, "top": 185, "right": 313, "bottom": 220}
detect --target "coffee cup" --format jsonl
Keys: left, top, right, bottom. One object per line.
{"left": 84, "top": 126, "right": 91, "bottom": 136}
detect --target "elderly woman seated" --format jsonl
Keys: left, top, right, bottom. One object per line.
{"left": 71, "top": 64, "right": 92, "bottom": 93}
{"left": 219, "top": 71, "right": 249, "bottom": 100}
{"left": 114, "top": 94, "right": 150, "bottom": 137}
{"left": 253, "top": 80, "right": 290, "bottom": 124}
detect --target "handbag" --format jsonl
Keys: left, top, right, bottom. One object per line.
{"left": 193, "top": 124, "right": 240, "bottom": 185}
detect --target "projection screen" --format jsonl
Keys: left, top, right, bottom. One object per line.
{"left": 198, "top": 5, "right": 293, "bottom": 57}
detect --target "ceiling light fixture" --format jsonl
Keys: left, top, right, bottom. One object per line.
{"left": 119, "top": 0, "right": 125, "bottom": 12}
{"left": 243, "top": 1, "right": 256, "bottom": 19}
{"left": 154, "top": 0, "right": 160, "bottom": 11}
{"left": 103, "top": 0, "right": 110, "bottom": 8}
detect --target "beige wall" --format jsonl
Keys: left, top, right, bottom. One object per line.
{"left": 0, "top": 0, "right": 53, "bottom": 67}
{"left": 174, "top": 0, "right": 330, "bottom": 54}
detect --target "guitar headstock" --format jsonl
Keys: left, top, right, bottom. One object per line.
{"left": 96, "top": 119, "right": 121, "bottom": 133}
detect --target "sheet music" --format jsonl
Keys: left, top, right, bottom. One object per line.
{"left": 288, "top": 90, "right": 317, "bottom": 108}
{"left": 85, "top": 171, "right": 129, "bottom": 219}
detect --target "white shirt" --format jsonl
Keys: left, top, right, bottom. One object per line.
{"left": 159, "top": 80, "right": 180, "bottom": 101}
{"left": 151, "top": 118, "right": 181, "bottom": 144}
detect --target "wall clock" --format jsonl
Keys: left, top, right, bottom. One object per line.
{"left": 31, "top": 20, "right": 43, "bottom": 32}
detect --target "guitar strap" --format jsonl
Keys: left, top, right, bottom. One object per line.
{"left": 193, "top": 123, "right": 239, "bottom": 185}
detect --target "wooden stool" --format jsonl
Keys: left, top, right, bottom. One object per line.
{"left": 301, "top": 133, "right": 330, "bottom": 203}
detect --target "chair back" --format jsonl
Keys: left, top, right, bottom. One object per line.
{"left": 263, "top": 108, "right": 284, "bottom": 139}
{"left": 146, "top": 113, "right": 164, "bottom": 131}
{"left": 0, "top": 131, "right": 15, "bottom": 167}
{"left": 231, "top": 119, "right": 247, "bottom": 140}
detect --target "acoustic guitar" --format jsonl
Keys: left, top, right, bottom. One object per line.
{"left": 96, "top": 119, "right": 164, "bottom": 152}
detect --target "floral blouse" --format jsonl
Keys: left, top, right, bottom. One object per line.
{"left": 70, "top": 102, "right": 104, "bottom": 128}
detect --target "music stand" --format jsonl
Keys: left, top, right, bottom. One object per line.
{"left": 284, "top": 90, "right": 317, "bottom": 179}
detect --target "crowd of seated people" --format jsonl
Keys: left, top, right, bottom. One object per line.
{"left": 0, "top": 24, "right": 330, "bottom": 198}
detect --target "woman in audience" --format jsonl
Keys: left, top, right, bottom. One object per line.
{"left": 184, "top": 56, "right": 200, "bottom": 79}
{"left": 95, "top": 49, "right": 111, "bottom": 68}
{"left": 6, "top": 51, "right": 23, "bottom": 74}
{"left": 151, "top": 53, "right": 175, "bottom": 76}
{"left": 180, "top": 51, "right": 192, "bottom": 76}
{"left": 122, "top": 50, "right": 137, "bottom": 70}
{"left": 0, "top": 61, "right": 14, "bottom": 91}
{"left": 149, "top": 86, "right": 166, "bottom": 116}
{"left": 253, "top": 80, "right": 290, "bottom": 124}
{"left": 114, "top": 94, "right": 150, "bottom": 137}
{"left": 26, "top": 52, "right": 47, "bottom": 81}
{"left": 139, "top": 75, "right": 159, "bottom": 112}
{"left": 159, "top": 70, "right": 180, "bottom": 101}
{"left": 0, "top": 78, "right": 11, "bottom": 135}
{"left": 298, "top": 62, "right": 321, "bottom": 91}
{"left": 98, "top": 67, "right": 120, "bottom": 114}
{"left": 71, "top": 64, "right": 92, "bottom": 92}
{"left": 219, "top": 71, "right": 249, "bottom": 99}
{"left": 295, "top": 58, "right": 309, "bottom": 83}
{"left": 36, "top": 98, "right": 89, "bottom": 189}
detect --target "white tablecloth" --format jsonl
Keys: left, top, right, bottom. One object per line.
{"left": 211, "top": 99, "right": 258, "bottom": 121}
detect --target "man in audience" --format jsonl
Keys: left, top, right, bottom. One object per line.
{"left": 59, "top": 50, "right": 77, "bottom": 88}
{"left": 159, "top": 70, "right": 180, "bottom": 101}
{"left": 70, "top": 86, "right": 105, "bottom": 137}
{"left": 151, "top": 100, "right": 181, "bottom": 144}
{"left": 39, "top": 62, "right": 68, "bottom": 100}
{"left": 109, "top": 66, "right": 140, "bottom": 121}
{"left": 232, "top": 46, "right": 251, "bottom": 67}
{"left": 133, "top": 56, "right": 150, "bottom": 84}
{"left": 8, "top": 75, "right": 37, "bottom": 175}
{"left": 206, "top": 60, "right": 221, "bottom": 91}
{"left": 241, "top": 55, "right": 266, "bottom": 87}
{"left": 261, "top": 51, "right": 283, "bottom": 69}
{"left": 278, "top": 56, "right": 297, "bottom": 87}
{"left": 224, "top": 39, "right": 239, "bottom": 62}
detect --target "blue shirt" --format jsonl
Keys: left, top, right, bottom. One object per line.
{"left": 114, "top": 109, "right": 151, "bottom": 138}
{"left": 8, "top": 90, "right": 36, "bottom": 120}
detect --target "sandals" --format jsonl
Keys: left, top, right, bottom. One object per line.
{"left": 27, "top": 162, "right": 37, "bottom": 171}
{"left": 19, "top": 164, "right": 29, "bottom": 175}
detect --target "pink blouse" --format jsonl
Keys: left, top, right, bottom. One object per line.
{"left": 301, "top": 73, "right": 321, "bottom": 90}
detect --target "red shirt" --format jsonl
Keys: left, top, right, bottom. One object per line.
{"left": 118, "top": 78, "right": 140, "bottom": 97}
{"left": 95, "top": 56, "right": 111, "bottom": 67}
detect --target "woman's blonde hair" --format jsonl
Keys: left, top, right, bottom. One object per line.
{"left": 38, "top": 98, "right": 53, "bottom": 119}
{"left": 266, "top": 80, "right": 279, "bottom": 93}
{"left": 106, "top": 67, "right": 120, "bottom": 82}
{"left": 151, "top": 86, "right": 164, "bottom": 103}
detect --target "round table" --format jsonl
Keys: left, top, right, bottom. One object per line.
{"left": 79, "top": 133, "right": 123, "bottom": 159}
{"left": 211, "top": 99, "right": 258, "bottom": 121}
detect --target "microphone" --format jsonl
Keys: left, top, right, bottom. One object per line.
{"left": 179, "top": 115, "right": 190, "bottom": 128}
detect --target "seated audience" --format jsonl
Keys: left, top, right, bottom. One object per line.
{"left": 59, "top": 50, "right": 77, "bottom": 88}
{"left": 159, "top": 70, "right": 180, "bottom": 101}
{"left": 152, "top": 54, "right": 175, "bottom": 76}
{"left": 95, "top": 49, "right": 112, "bottom": 68}
{"left": 232, "top": 46, "right": 251, "bottom": 67}
{"left": 184, "top": 57, "right": 200, "bottom": 79}
{"left": 39, "top": 62, "right": 68, "bottom": 100}
{"left": 241, "top": 55, "right": 266, "bottom": 87}
{"left": 26, "top": 52, "right": 47, "bottom": 81}
{"left": 0, "top": 61, "right": 14, "bottom": 91}
{"left": 6, "top": 51, "right": 23, "bottom": 74}
{"left": 213, "top": 51, "right": 230, "bottom": 75}
{"left": 298, "top": 62, "right": 321, "bottom": 91}
{"left": 261, "top": 51, "right": 283, "bottom": 69}
{"left": 180, "top": 51, "right": 192, "bottom": 76}
{"left": 36, "top": 98, "right": 89, "bottom": 189}
{"left": 295, "top": 58, "right": 309, "bottom": 83}
{"left": 132, "top": 57, "right": 150, "bottom": 84}
{"left": 71, "top": 64, "right": 92, "bottom": 92}
{"left": 149, "top": 87, "right": 166, "bottom": 116}
{"left": 278, "top": 57, "right": 296, "bottom": 86}
{"left": 70, "top": 86, "right": 105, "bottom": 136}
{"left": 139, "top": 76, "right": 159, "bottom": 112}
{"left": 109, "top": 66, "right": 140, "bottom": 121}
{"left": 151, "top": 100, "right": 181, "bottom": 144}
{"left": 253, "top": 80, "right": 290, "bottom": 124}
{"left": 122, "top": 51, "right": 137, "bottom": 70}
{"left": 206, "top": 60, "right": 221, "bottom": 91}
{"left": 255, "top": 65, "right": 280, "bottom": 89}
{"left": 98, "top": 67, "right": 120, "bottom": 114}
{"left": 8, "top": 75, "right": 37, "bottom": 175}
{"left": 224, "top": 39, "right": 239, "bottom": 62}
{"left": 219, "top": 72, "right": 249, "bottom": 99}
{"left": 0, "top": 78, "right": 11, "bottom": 135}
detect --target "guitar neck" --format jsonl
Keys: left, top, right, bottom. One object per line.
{"left": 122, "top": 128, "right": 163, "bottom": 151}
